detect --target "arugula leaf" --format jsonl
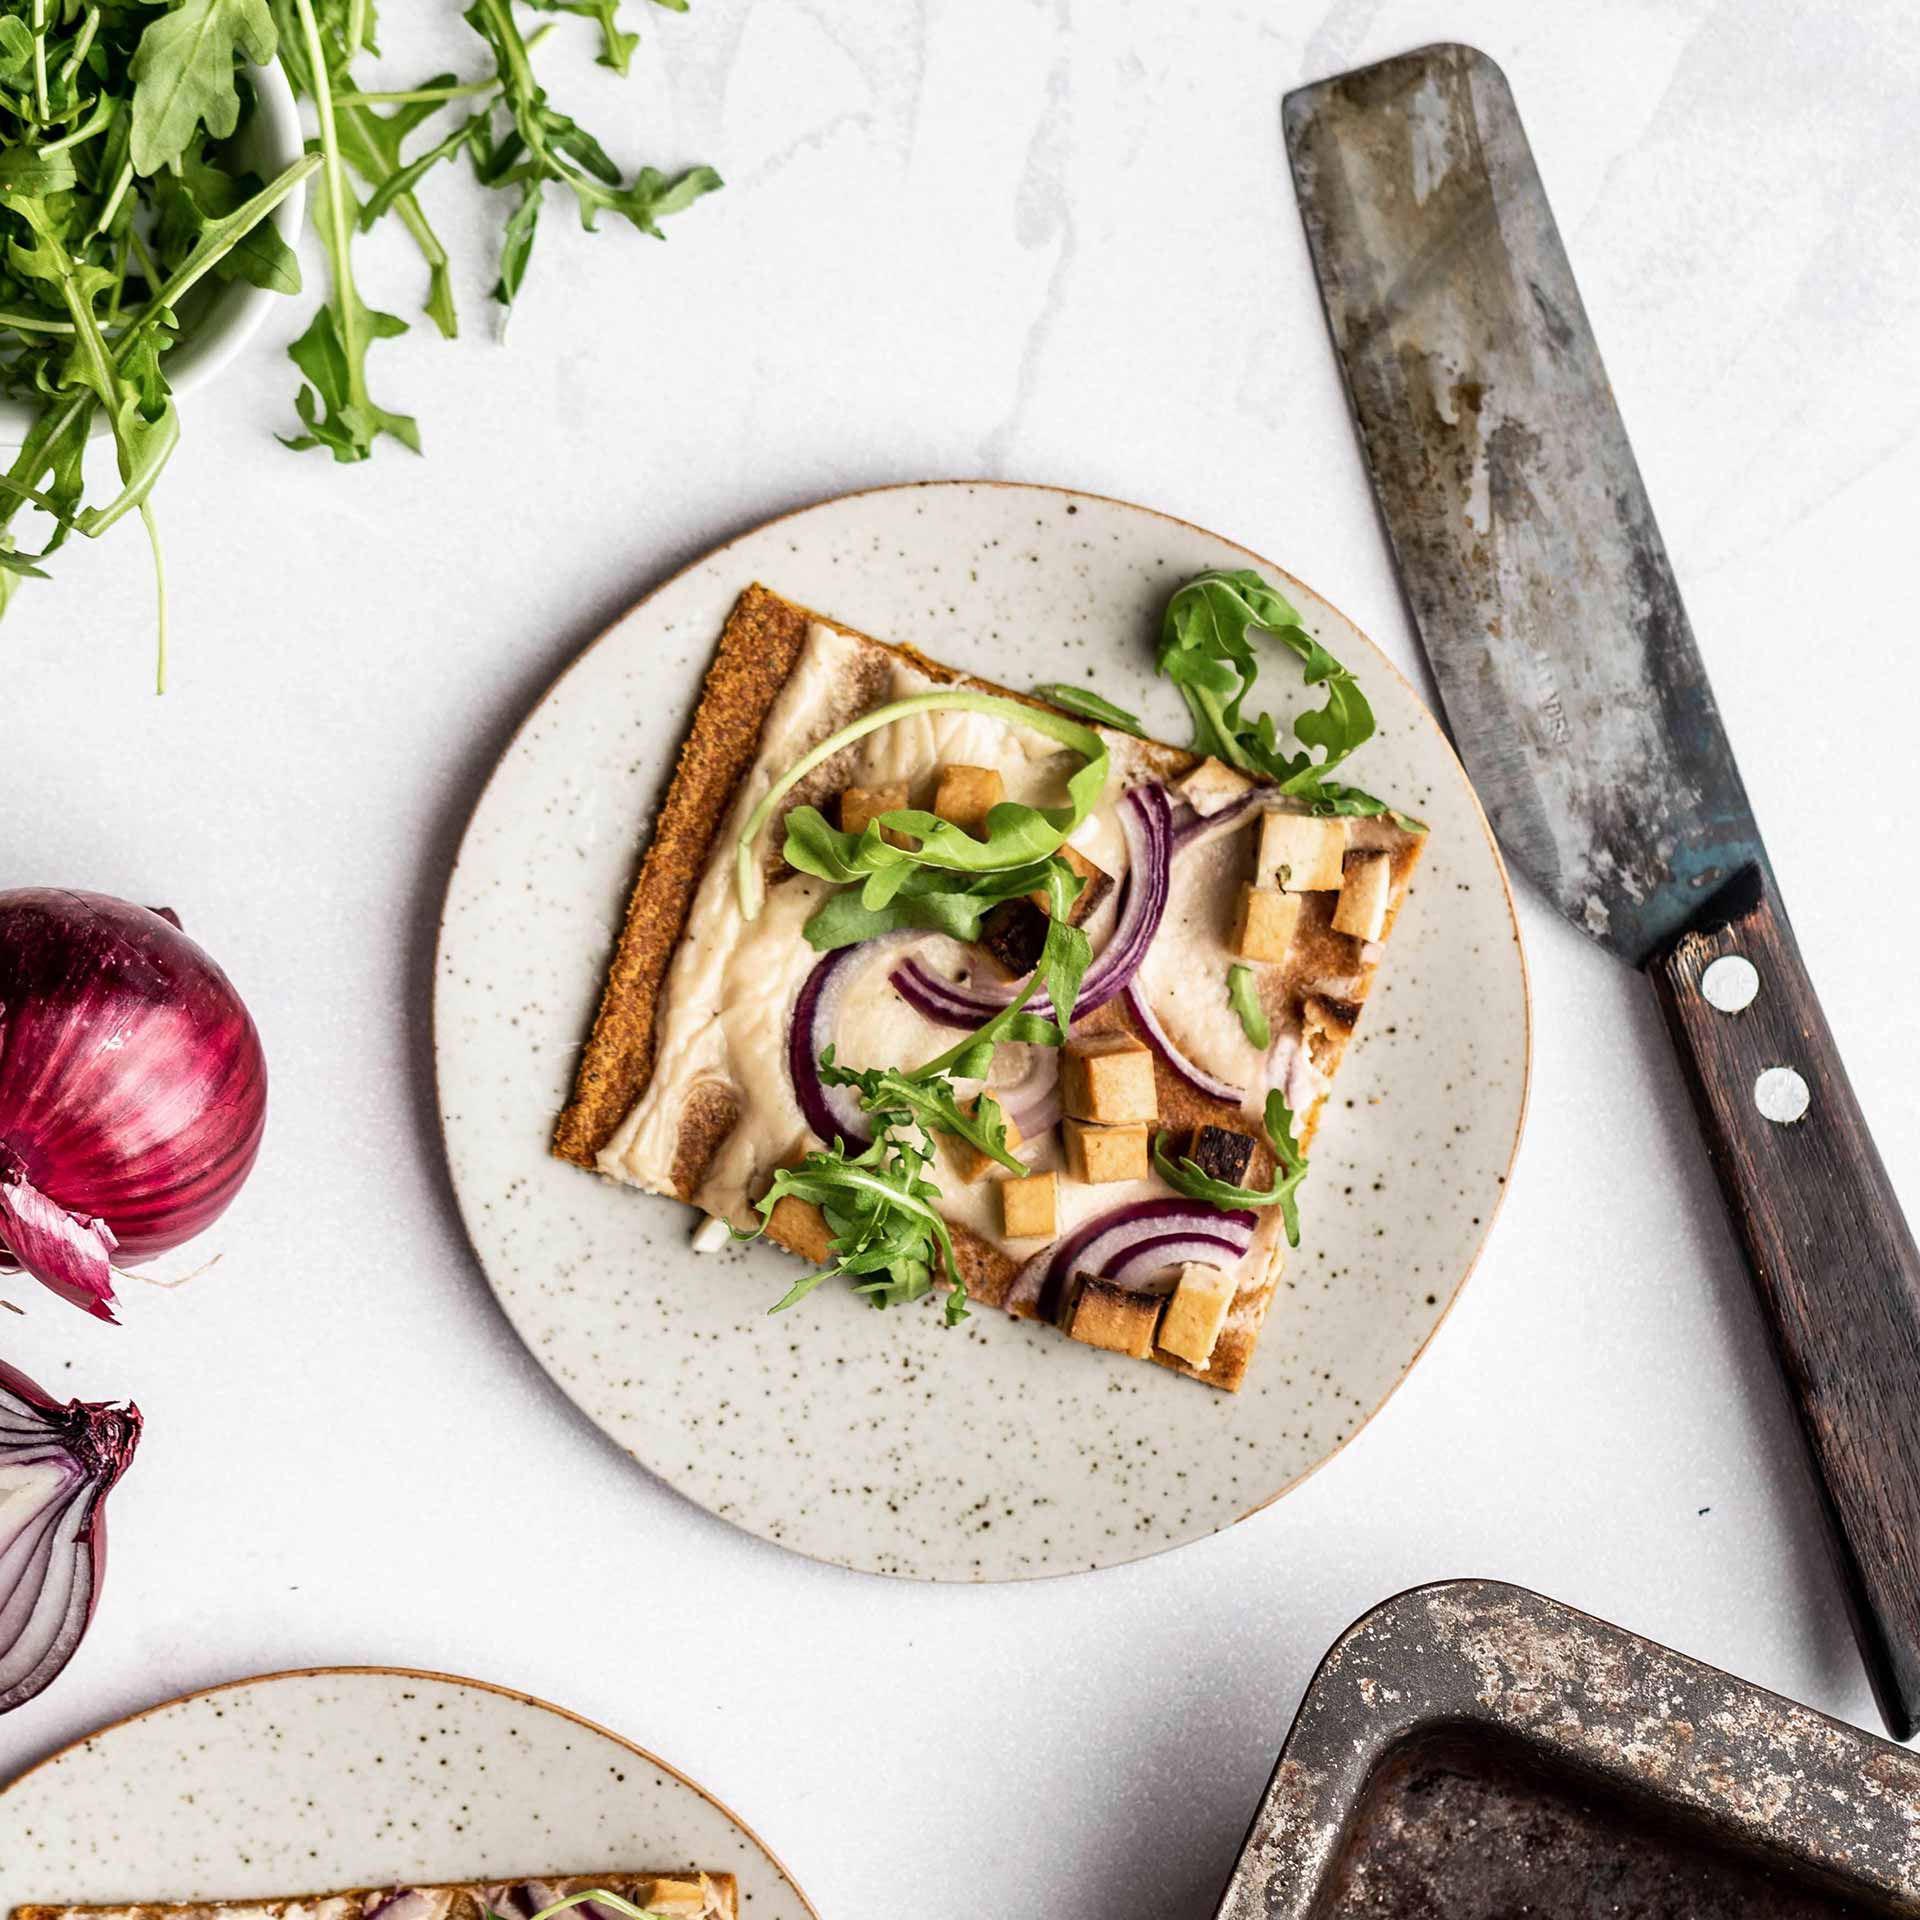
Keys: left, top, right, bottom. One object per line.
{"left": 1033, "top": 856, "right": 1092, "bottom": 1037}
{"left": 820, "top": 1049, "right": 1024, "bottom": 1175}
{"left": 914, "top": 970, "right": 1059, "bottom": 1081}
{"left": 131, "top": 0, "right": 279, "bottom": 175}
{"left": 1031, "top": 681, "right": 1148, "bottom": 737}
{"left": 1153, "top": 1088, "right": 1310, "bottom": 1247}
{"left": 740, "top": 1132, "right": 970, "bottom": 1324}
{"left": 799, "top": 853, "right": 1063, "bottom": 951}
{"left": 275, "top": 0, "right": 418, "bottom": 461}
{"left": 1226, "top": 963, "right": 1270, "bottom": 1049}
{"left": 522, "top": 0, "right": 642, "bottom": 74}
{"left": 740, "top": 690, "right": 1110, "bottom": 918}
{"left": 1158, "top": 568, "right": 1422, "bottom": 827}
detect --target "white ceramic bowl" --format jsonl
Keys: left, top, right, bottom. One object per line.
{"left": 0, "top": 58, "right": 308, "bottom": 441}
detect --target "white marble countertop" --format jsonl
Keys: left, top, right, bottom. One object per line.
{"left": 5, "top": 2, "right": 1919, "bottom": 1914}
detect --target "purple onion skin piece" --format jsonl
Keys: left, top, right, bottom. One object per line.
{"left": 0, "top": 1357, "right": 140, "bottom": 1714}
{"left": 0, "top": 891, "right": 267, "bottom": 1320}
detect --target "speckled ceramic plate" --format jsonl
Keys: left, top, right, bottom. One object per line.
{"left": 0, "top": 1666, "right": 816, "bottom": 1913}
{"left": 434, "top": 481, "right": 1530, "bottom": 1580}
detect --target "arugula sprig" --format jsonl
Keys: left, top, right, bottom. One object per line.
{"left": 1158, "top": 568, "right": 1423, "bottom": 827}
{"left": 821, "top": 1049, "right": 1024, "bottom": 1174}
{"left": 1031, "top": 681, "right": 1147, "bottom": 737}
{"left": 1154, "top": 1088, "right": 1310, "bottom": 1247}
{"left": 737, "top": 689, "right": 1111, "bottom": 918}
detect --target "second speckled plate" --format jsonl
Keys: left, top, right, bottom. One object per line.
{"left": 0, "top": 1666, "right": 815, "bottom": 1913}
{"left": 434, "top": 482, "right": 1530, "bottom": 1580}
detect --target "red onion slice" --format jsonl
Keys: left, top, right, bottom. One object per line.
{"left": 889, "top": 781, "right": 1175, "bottom": 1026}
{"left": 0, "top": 1358, "right": 140, "bottom": 1714}
{"left": 1102, "top": 1230, "right": 1249, "bottom": 1284}
{"left": 990, "top": 1044, "right": 1061, "bottom": 1139}
{"left": 787, "top": 933, "right": 925, "bottom": 1149}
{"left": 1009, "top": 1195, "right": 1258, "bottom": 1315}
{"left": 1172, "top": 787, "right": 1261, "bottom": 851}
{"left": 1121, "top": 979, "right": 1246, "bottom": 1107}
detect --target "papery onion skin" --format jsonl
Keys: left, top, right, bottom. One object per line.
{"left": 0, "top": 891, "right": 267, "bottom": 1320}
{"left": 0, "top": 1357, "right": 140, "bottom": 1714}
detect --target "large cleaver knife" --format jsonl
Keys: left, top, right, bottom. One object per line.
{"left": 1285, "top": 43, "right": 1920, "bottom": 1737}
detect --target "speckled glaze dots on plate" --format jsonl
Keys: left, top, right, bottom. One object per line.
{"left": 0, "top": 1666, "right": 817, "bottom": 1913}
{"left": 432, "top": 481, "right": 1532, "bottom": 1582}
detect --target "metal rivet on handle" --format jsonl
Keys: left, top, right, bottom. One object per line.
{"left": 1701, "top": 955, "right": 1759, "bottom": 1013}
{"left": 1754, "top": 1066, "right": 1810, "bottom": 1125}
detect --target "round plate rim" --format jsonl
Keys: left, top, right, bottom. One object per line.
{"left": 432, "top": 476, "right": 1534, "bottom": 1577}
{"left": 0, "top": 1661, "right": 822, "bottom": 1917}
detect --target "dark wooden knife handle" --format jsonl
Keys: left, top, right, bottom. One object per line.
{"left": 1648, "top": 867, "right": 1920, "bottom": 1738}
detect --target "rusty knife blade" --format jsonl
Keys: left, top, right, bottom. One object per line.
{"left": 1283, "top": 43, "right": 1764, "bottom": 967}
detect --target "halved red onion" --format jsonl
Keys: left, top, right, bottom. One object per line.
{"left": 1121, "top": 979, "right": 1245, "bottom": 1107}
{"left": 1008, "top": 1195, "right": 1257, "bottom": 1315}
{"left": 0, "top": 1358, "right": 140, "bottom": 1713}
{"left": 889, "top": 781, "right": 1175, "bottom": 1026}
{"left": 0, "top": 891, "right": 268, "bottom": 1322}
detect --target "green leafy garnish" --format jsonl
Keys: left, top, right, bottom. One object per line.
{"left": 1031, "top": 681, "right": 1147, "bottom": 737}
{"left": 821, "top": 1049, "right": 1024, "bottom": 1174}
{"left": 735, "top": 689, "right": 1111, "bottom": 918}
{"left": 1226, "top": 963, "right": 1270, "bottom": 1049}
{"left": 1158, "top": 568, "right": 1422, "bottom": 827}
{"left": 1154, "top": 1088, "right": 1310, "bottom": 1247}
{"left": 503, "top": 1888, "right": 690, "bottom": 1920}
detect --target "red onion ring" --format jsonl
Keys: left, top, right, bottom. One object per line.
{"left": 0, "top": 891, "right": 267, "bottom": 1322}
{"left": 0, "top": 1358, "right": 140, "bottom": 1714}
{"left": 992, "top": 1044, "right": 1061, "bottom": 1138}
{"left": 1102, "top": 1230, "right": 1249, "bottom": 1283}
{"left": 889, "top": 781, "right": 1175, "bottom": 1026}
{"left": 1009, "top": 1195, "right": 1257, "bottom": 1316}
{"left": 1121, "top": 979, "right": 1245, "bottom": 1107}
{"left": 787, "top": 933, "right": 926, "bottom": 1149}
{"left": 1171, "top": 787, "right": 1261, "bottom": 852}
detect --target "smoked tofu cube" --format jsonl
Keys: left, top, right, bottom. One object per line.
{"left": 1157, "top": 1262, "right": 1238, "bottom": 1369}
{"left": 932, "top": 763, "right": 1005, "bottom": 837}
{"left": 1065, "top": 1275, "right": 1162, "bottom": 1358}
{"left": 840, "top": 781, "right": 910, "bottom": 848}
{"left": 1231, "top": 883, "right": 1302, "bottom": 963}
{"left": 1063, "top": 1118, "right": 1151, "bottom": 1185}
{"left": 1331, "top": 850, "right": 1392, "bottom": 941}
{"left": 1188, "top": 1124, "right": 1255, "bottom": 1186}
{"left": 1256, "top": 810, "right": 1347, "bottom": 891}
{"left": 643, "top": 1883, "right": 717, "bottom": 1918}
{"left": 1000, "top": 1169, "right": 1058, "bottom": 1238}
{"left": 1175, "top": 756, "right": 1256, "bottom": 818}
{"left": 979, "top": 845, "right": 1115, "bottom": 977}
{"left": 1061, "top": 1033, "right": 1157, "bottom": 1124}
{"left": 766, "top": 1192, "right": 833, "bottom": 1263}
{"left": 956, "top": 1098, "right": 1023, "bottom": 1182}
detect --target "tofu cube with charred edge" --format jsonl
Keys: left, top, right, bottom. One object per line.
{"left": 932, "top": 763, "right": 1005, "bottom": 837}
{"left": 1188, "top": 1124, "right": 1255, "bottom": 1187}
{"left": 1001, "top": 1169, "right": 1058, "bottom": 1238}
{"left": 978, "top": 844, "right": 1115, "bottom": 978}
{"left": 1157, "top": 1262, "right": 1238, "bottom": 1369}
{"left": 1063, "top": 1118, "right": 1151, "bottom": 1184}
{"left": 1231, "top": 883, "right": 1302, "bottom": 963}
{"left": 1061, "top": 1032, "right": 1158, "bottom": 1124}
{"left": 1175, "top": 756, "right": 1257, "bottom": 818}
{"left": 1332, "top": 849, "right": 1392, "bottom": 941}
{"left": 840, "top": 782, "right": 911, "bottom": 849}
{"left": 1256, "top": 810, "right": 1347, "bottom": 892}
{"left": 956, "top": 1098, "right": 1023, "bottom": 1182}
{"left": 1065, "top": 1274, "right": 1163, "bottom": 1358}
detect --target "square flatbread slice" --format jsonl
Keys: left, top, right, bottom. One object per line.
{"left": 554, "top": 585, "right": 1424, "bottom": 1390}
{"left": 16, "top": 1870, "right": 736, "bottom": 1920}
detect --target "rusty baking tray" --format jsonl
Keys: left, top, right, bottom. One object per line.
{"left": 1216, "top": 1580, "right": 1920, "bottom": 1916}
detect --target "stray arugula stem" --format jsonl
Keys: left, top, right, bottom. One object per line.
{"left": 1154, "top": 1089, "right": 1310, "bottom": 1247}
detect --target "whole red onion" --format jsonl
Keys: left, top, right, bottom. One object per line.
{"left": 0, "top": 891, "right": 267, "bottom": 1322}
{"left": 0, "top": 1357, "right": 140, "bottom": 1712}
